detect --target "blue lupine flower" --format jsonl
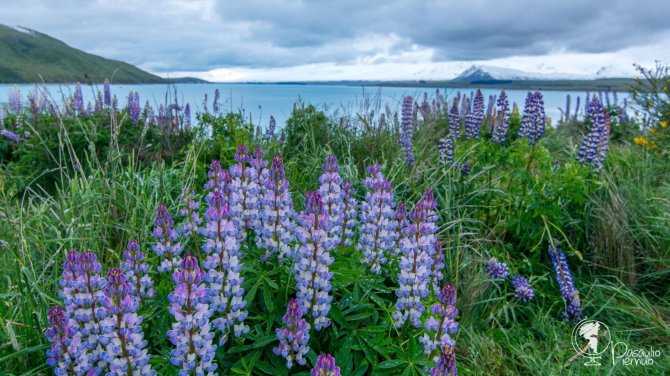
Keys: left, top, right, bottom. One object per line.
{"left": 393, "top": 190, "right": 438, "bottom": 328}
{"left": 127, "top": 91, "right": 141, "bottom": 125}
{"left": 8, "top": 86, "right": 22, "bottom": 115}
{"left": 201, "top": 172, "right": 249, "bottom": 343}
{"left": 294, "top": 192, "right": 335, "bottom": 330}
{"left": 492, "top": 90, "right": 510, "bottom": 144}
{"left": 319, "top": 155, "right": 345, "bottom": 246}
{"left": 466, "top": 89, "right": 484, "bottom": 140}
{"left": 257, "top": 155, "right": 296, "bottom": 262}
{"left": 548, "top": 246, "right": 583, "bottom": 321}
{"left": 266, "top": 115, "right": 276, "bottom": 140}
{"left": 311, "top": 354, "right": 340, "bottom": 376}
{"left": 45, "top": 305, "right": 90, "bottom": 375}
{"left": 73, "top": 83, "right": 84, "bottom": 114}
{"left": 357, "top": 166, "right": 396, "bottom": 274}
{"left": 439, "top": 137, "right": 454, "bottom": 166}
{"left": 486, "top": 94, "right": 496, "bottom": 117}
{"left": 0, "top": 129, "right": 24, "bottom": 142}
{"left": 99, "top": 268, "right": 154, "bottom": 375}
{"left": 419, "top": 284, "right": 458, "bottom": 359}
{"left": 152, "top": 204, "right": 184, "bottom": 273}
{"left": 448, "top": 97, "right": 460, "bottom": 138}
{"left": 273, "top": 299, "right": 311, "bottom": 369}
{"left": 230, "top": 145, "right": 261, "bottom": 235}
{"left": 577, "top": 95, "right": 610, "bottom": 172}
{"left": 510, "top": 275, "right": 535, "bottom": 302}
{"left": 122, "top": 240, "right": 155, "bottom": 303}
{"left": 167, "top": 254, "right": 218, "bottom": 374}
{"left": 460, "top": 96, "right": 470, "bottom": 125}
{"left": 430, "top": 344, "right": 457, "bottom": 376}
{"left": 339, "top": 181, "right": 357, "bottom": 247}
{"left": 104, "top": 79, "right": 111, "bottom": 107}
{"left": 519, "top": 92, "right": 546, "bottom": 145}
{"left": 485, "top": 258, "right": 510, "bottom": 279}
{"left": 400, "top": 96, "right": 415, "bottom": 166}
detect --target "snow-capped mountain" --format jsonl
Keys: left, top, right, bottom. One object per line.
{"left": 452, "top": 64, "right": 594, "bottom": 82}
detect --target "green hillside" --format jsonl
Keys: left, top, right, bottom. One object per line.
{"left": 0, "top": 25, "right": 164, "bottom": 83}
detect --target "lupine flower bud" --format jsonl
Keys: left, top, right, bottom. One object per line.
{"left": 400, "top": 96, "right": 415, "bottom": 166}
{"left": 339, "top": 181, "right": 357, "bottom": 247}
{"left": 548, "top": 246, "right": 583, "bottom": 321}
{"left": 419, "top": 284, "right": 458, "bottom": 358}
{"left": 273, "top": 299, "right": 311, "bottom": 369}
{"left": 485, "top": 258, "right": 509, "bottom": 279}
{"left": 167, "top": 254, "right": 218, "bottom": 374}
{"left": 492, "top": 90, "right": 510, "bottom": 144}
{"left": 45, "top": 306, "right": 90, "bottom": 375}
{"left": 99, "top": 268, "right": 154, "bottom": 375}
{"left": 319, "top": 155, "right": 345, "bottom": 246}
{"left": 152, "top": 204, "right": 184, "bottom": 273}
{"left": 311, "top": 354, "right": 340, "bottom": 376}
{"left": 294, "top": 192, "right": 334, "bottom": 330}
{"left": 510, "top": 275, "right": 535, "bottom": 302}
{"left": 122, "top": 240, "right": 155, "bottom": 302}
{"left": 430, "top": 344, "right": 457, "bottom": 376}
{"left": 257, "top": 155, "right": 296, "bottom": 262}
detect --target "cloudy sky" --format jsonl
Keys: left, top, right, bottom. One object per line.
{"left": 2, "top": 0, "right": 669, "bottom": 81}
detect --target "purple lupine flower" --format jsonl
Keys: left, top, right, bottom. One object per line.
{"left": 178, "top": 187, "right": 202, "bottom": 246}
{"left": 548, "top": 245, "right": 583, "bottom": 321}
{"left": 459, "top": 96, "right": 469, "bottom": 125}
{"left": 45, "top": 305, "right": 90, "bottom": 375}
{"left": 294, "top": 192, "right": 335, "bottom": 330}
{"left": 266, "top": 115, "right": 276, "bottom": 140}
{"left": 400, "top": 96, "right": 415, "bottom": 166}
{"left": 485, "top": 258, "right": 509, "bottom": 279}
{"left": 419, "top": 284, "right": 458, "bottom": 358}
{"left": 519, "top": 92, "right": 545, "bottom": 145}
{"left": 311, "top": 354, "right": 340, "bottom": 376}
{"left": 393, "top": 191, "right": 438, "bottom": 328}
{"left": 122, "top": 240, "right": 155, "bottom": 302}
{"left": 99, "top": 268, "right": 154, "bottom": 375}
{"left": 492, "top": 90, "right": 510, "bottom": 144}
{"left": 577, "top": 96, "right": 610, "bottom": 172}
{"left": 103, "top": 79, "right": 111, "bottom": 107}
{"left": 230, "top": 145, "right": 261, "bottom": 235}
{"left": 339, "top": 181, "right": 357, "bottom": 247}
{"left": 152, "top": 204, "right": 184, "bottom": 273}
{"left": 128, "top": 91, "right": 141, "bottom": 125}
{"left": 357, "top": 168, "right": 396, "bottom": 274}
{"left": 0, "top": 129, "right": 24, "bottom": 142}
{"left": 183, "top": 103, "right": 191, "bottom": 128}
{"left": 73, "top": 83, "right": 84, "bottom": 114}
{"left": 251, "top": 146, "right": 269, "bottom": 197}
{"left": 73, "top": 251, "right": 108, "bottom": 373}
{"left": 167, "top": 255, "right": 218, "bottom": 374}
{"left": 431, "top": 241, "right": 445, "bottom": 291}
{"left": 319, "top": 155, "right": 345, "bottom": 246}
{"left": 486, "top": 94, "right": 496, "bottom": 117}
{"left": 201, "top": 173, "right": 249, "bottom": 342}
{"left": 257, "top": 155, "right": 296, "bottom": 262}
{"left": 273, "top": 299, "right": 310, "bottom": 369}
{"left": 465, "top": 89, "right": 484, "bottom": 140}
{"left": 438, "top": 137, "right": 454, "bottom": 166}
{"left": 510, "top": 275, "right": 535, "bottom": 302}
{"left": 8, "top": 86, "right": 22, "bottom": 115}
{"left": 430, "top": 344, "right": 457, "bottom": 376}
{"left": 143, "top": 100, "right": 154, "bottom": 125}
{"left": 448, "top": 97, "right": 460, "bottom": 138}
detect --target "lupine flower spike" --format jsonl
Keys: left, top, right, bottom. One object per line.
{"left": 230, "top": 145, "right": 261, "bottom": 235}
{"left": 273, "top": 299, "right": 311, "bottom": 369}
{"left": 510, "top": 275, "right": 535, "bottom": 302}
{"left": 430, "top": 344, "right": 457, "bottom": 376}
{"left": 485, "top": 258, "right": 509, "bottom": 279}
{"left": 419, "top": 284, "right": 458, "bottom": 359}
{"left": 45, "top": 306, "right": 90, "bottom": 375}
{"left": 548, "top": 246, "right": 583, "bottom": 321}
{"left": 167, "top": 254, "right": 218, "bottom": 374}
{"left": 294, "top": 192, "right": 335, "bottom": 330}
{"left": 319, "top": 155, "right": 344, "bottom": 246}
{"left": 178, "top": 187, "right": 202, "bottom": 255}
{"left": 152, "top": 204, "right": 184, "bottom": 273}
{"left": 257, "top": 155, "right": 295, "bottom": 262}
{"left": 99, "top": 268, "right": 154, "bottom": 375}
{"left": 311, "top": 354, "right": 340, "bottom": 376}
{"left": 492, "top": 90, "right": 510, "bottom": 144}
{"left": 122, "top": 240, "right": 155, "bottom": 302}
{"left": 400, "top": 96, "right": 415, "bottom": 166}
{"left": 339, "top": 181, "right": 357, "bottom": 247}
{"left": 438, "top": 137, "right": 454, "bottom": 166}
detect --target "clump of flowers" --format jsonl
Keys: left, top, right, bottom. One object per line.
{"left": 510, "top": 275, "right": 535, "bottom": 302}
{"left": 548, "top": 245, "right": 583, "bottom": 321}
{"left": 294, "top": 192, "right": 335, "bottom": 330}
{"left": 273, "top": 299, "right": 310, "bottom": 369}
{"left": 339, "top": 181, "right": 357, "bottom": 247}
{"left": 311, "top": 354, "right": 340, "bottom": 376}
{"left": 577, "top": 96, "right": 611, "bottom": 172}
{"left": 492, "top": 90, "right": 510, "bottom": 144}
{"left": 485, "top": 258, "right": 510, "bottom": 279}
{"left": 230, "top": 145, "right": 261, "bottom": 235}
{"left": 45, "top": 305, "right": 90, "bottom": 375}
{"left": 419, "top": 284, "right": 458, "bottom": 359}
{"left": 319, "top": 155, "right": 344, "bottom": 245}
{"left": 519, "top": 91, "right": 546, "bottom": 145}
{"left": 99, "top": 268, "right": 153, "bottom": 375}
{"left": 400, "top": 95, "right": 415, "bottom": 166}
{"left": 122, "top": 240, "right": 155, "bottom": 302}
{"left": 357, "top": 166, "right": 396, "bottom": 275}
{"left": 152, "top": 204, "right": 184, "bottom": 273}
{"left": 167, "top": 254, "right": 218, "bottom": 374}
{"left": 257, "top": 155, "right": 296, "bottom": 262}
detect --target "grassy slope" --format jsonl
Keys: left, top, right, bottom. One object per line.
{"left": 0, "top": 25, "right": 164, "bottom": 84}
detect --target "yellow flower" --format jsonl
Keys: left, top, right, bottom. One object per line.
{"left": 660, "top": 120, "right": 668, "bottom": 128}
{"left": 650, "top": 128, "right": 657, "bottom": 134}
{"left": 633, "top": 136, "right": 648, "bottom": 146}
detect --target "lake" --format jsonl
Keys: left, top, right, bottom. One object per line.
{"left": 0, "top": 83, "right": 624, "bottom": 128}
